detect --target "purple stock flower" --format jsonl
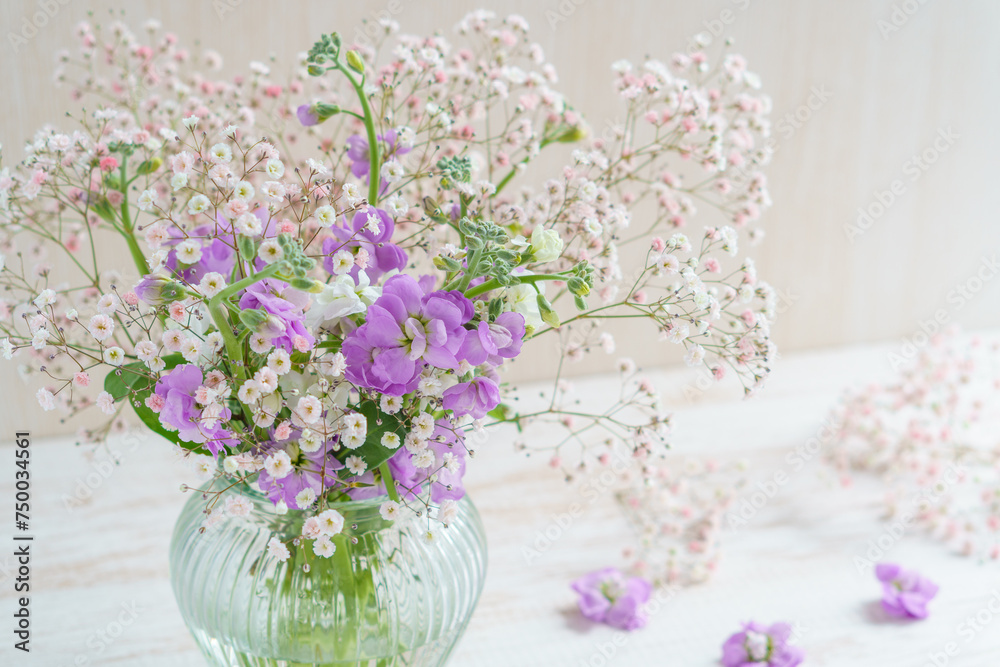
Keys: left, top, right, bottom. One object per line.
{"left": 162, "top": 223, "right": 236, "bottom": 283}
{"left": 347, "top": 421, "right": 467, "bottom": 502}
{"left": 346, "top": 130, "right": 410, "bottom": 180}
{"left": 238, "top": 279, "right": 315, "bottom": 353}
{"left": 256, "top": 435, "right": 345, "bottom": 508}
{"left": 875, "top": 563, "right": 939, "bottom": 619}
{"left": 322, "top": 207, "right": 408, "bottom": 284}
{"left": 442, "top": 376, "right": 501, "bottom": 419}
{"left": 153, "top": 364, "right": 235, "bottom": 456}
{"left": 342, "top": 274, "right": 473, "bottom": 395}
{"left": 297, "top": 104, "right": 320, "bottom": 127}
{"left": 720, "top": 621, "right": 804, "bottom": 667}
{"left": 570, "top": 568, "right": 652, "bottom": 631}
{"left": 459, "top": 311, "right": 525, "bottom": 366}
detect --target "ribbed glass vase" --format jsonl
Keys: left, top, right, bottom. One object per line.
{"left": 169, "top": 481, "right": 487, "bottom": 666}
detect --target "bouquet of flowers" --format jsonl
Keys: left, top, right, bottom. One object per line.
{"left": 0, "top": 12, "right": 776, "bottom": 565}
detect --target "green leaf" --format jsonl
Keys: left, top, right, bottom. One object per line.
{"left": 92, "top": 198, "right": 117, "bottom": 224}
{"left": 341, "top": 400, "right": 407, "bottom": 472}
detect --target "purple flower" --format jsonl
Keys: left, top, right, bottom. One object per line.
{"left": 442, "top": 376, "right": 500, "bottom": 419}
{"left": 459, "top": 312, "right": 525, "bottom": 366}
{"left": 238, "top": 279, "right": 315, "bottom": 353}
{"left": 153, "top": 364, "right": 235, "bottom": 456}
{"left": 297, "top": 104, "right": 320, "bottom": 127}
{"left": 346, "top": 130, "right": 411, "bottom": 180}
{"left": 347, "top": 421, "right": 467, "bottom": 502}
{"left": 342, "top": 274, "right": 473, "bottom": 395}
{"left": 720, "top": 622, "right": 804, "bottom": 667}
{"left": 570, "top": 568, "right": 652, "bottom": 631}
{"left": 876, "top": 563, "right": 939, "bottom": 619}
{"left": 322, "top": 207, "right": 408, "bottom": 284}
{"left": 255, "top": 434, "right": 345, "bottom": 508}
{"left": 163, "top": 223, "right": 237, "bottom": 284}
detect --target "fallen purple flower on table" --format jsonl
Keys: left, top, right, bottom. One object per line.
{"left": 875, "top": 563, "right": 939, "bottom": 619}
{"left": 720, "top": 621, "right": 804, "bottom": 667}
{"left": 570, "top": 567, "right": 651, "bottom": 631}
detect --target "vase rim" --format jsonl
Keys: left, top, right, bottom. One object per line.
{"left": 204, "top": 480, "right": 415, "bottom": 516}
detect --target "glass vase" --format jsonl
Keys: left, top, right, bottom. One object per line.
{"left": 169, "top": 481, "right": 487, "bottom": 666}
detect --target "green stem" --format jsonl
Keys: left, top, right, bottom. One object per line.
{"left": 465, "top": 272, "right": 568, "bottom": 299}
{"left": 117, "top": 157, "right": 150, "bottom": 277}
{"left": 337, "top": 63, "right": 381, "bottom": 206}
{"left": 207, "top": 264, "right": 281, "bottom": 382}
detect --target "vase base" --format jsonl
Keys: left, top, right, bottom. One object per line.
{"left": 189, "top": 626, "right": 465, "bottom": 667}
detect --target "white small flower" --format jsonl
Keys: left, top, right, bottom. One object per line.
{"left": 396, "top": 125, "right": 415, "bottom": 148}
{"left": 684, "top": 344, "right": 706, "bottom": 367}
{"left": 315, "top": 205, "right": 337, "bottom": 228}
{"left": 313, "top": 535, "right": 336, "bottom": 558}
{"left": 223, "top": 456, "right": 240, "bottom": 475}
{"left": 385, "top": 193, "right": 408, "bottom": 217}
{"left": 235, "top": 212, "right": 262, "bottom": 236}
{"left": 380, "top": 395, "right": 402, "bottom": 414}
{"left": 341, "top": 182, "right": 362, "bottom": 207}
{"left": 237, "top": 380, "right": 262, "bottom": 404}
{"left": 187, "top": 194, "right": 210, "bottom": 215}
{"left": 330, "top": 249, "right": 354, "bottom": 276}
{"left": 171, "top": 172, "right": 188, "bottom": 191}
{"left": 31, "top": 329, "right": 50, "bottom": 350}
{"left": 261, "top": 181, "right": 285, "bottom": 203}
{"left": 1, "top": 338, "right": 15, "bottom": 360}
{"left": 342, "top": 412, "right": 368, "bottom": 437}
{"left": 296, "top": 395, "right": 323, "bottom": 424}
{"left": 379, "top": 500, "right": 401, "bottom": 521}
{"left": 175, "top": 239, "right": 203, "bottom": 264}
{"left": 345, "top": 455, "right": 367, "bottom": 476}
{"left": 317, "top": 509, "right": 345, "bottom": 535}
{"left": 381, "top": 432, "right": 401, "bottom": 449}
{"left": 249, "top": 333, "right": 272, "bottom": 354}
{"left": 341, "top": 432, "right": 365, "bottom": 450}
{"left": 254, "top": 367, "right": 279, "bottom": 394}
{"left": 267, "top": 537, "right": 290, "bottom": 562}
{"left": 411, "top": 412, "right": 435, "bottom": 439}
{"left": 96, "top": 391, "right": 115, "bottom": 415}
{"left": 412, "top": 449, "right": 435, "bottom": 469}
{"left": 232, "top": 180, "right": 255, "bottom": 201}
{"left": 380, "top": 160, "right": 404, "bottom": 183}
{"left": 266, "top": 349, "right": 291, "bottom": 375}
{"left": 146, "top": 356, "right": 166, "bottom": 372}
{"left": 364, "top": 212, "right": 382, "bottom": 235}
{"left": 295, "top": 487, "right": 317, "bottom": 509}
{"left": 137, "top": 189, "right": 157, "bottom": 212}
{"left": 36, "top": 388, "right": 56, "bottom": 411}
{"left": 97, "top": 293, "right": 120, "bottom": 316}
{"left": 208, "top": 143, "right": 233, "bottom": 164}
{"left": 225, "top": 495, "right": 254, "bottom": 517}
{"left": 33, "top": 289, "right": 57, "bottom": 309}
{"left": 180, "top": 336, "right": 201, "bottom": 363}
{"left": 299, "top": 429, "right": 323, "bottom": 453}
{"left": 437, "top": 499, "right": 458, "bottom": 525}
{"left": 198, "top": 272, "right": 226, "bottom": 297}
{"left": 264, "top": 450, "right": 293, "bottom": 480}
{"left": 223, "top": 124, "right": 239, "bottom": 138}
{"left": 161, "top": 329, "right": 185, "bottom": 352}
{"left": 104, "top": 347, "right": 125, "bottom": 366}
{"left": 265, "top": 158, "right": 285, "bottom": 179}
{"left": 258, "top": 239, "right": 284, "bottom": 264}
{"left": 181, "top": 115, "right": 199, "bottom": 128}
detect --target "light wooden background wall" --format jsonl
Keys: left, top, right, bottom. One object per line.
{"left": 2, "top": 0, "right": 999, "bottom": 435}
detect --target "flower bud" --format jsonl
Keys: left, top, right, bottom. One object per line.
{"left": 133, "top": 273, "right": 185, "bottom": 306}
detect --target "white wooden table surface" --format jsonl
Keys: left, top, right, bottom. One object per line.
{"left": 2, "top": 337, "right": 1000, "bottom": 667}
